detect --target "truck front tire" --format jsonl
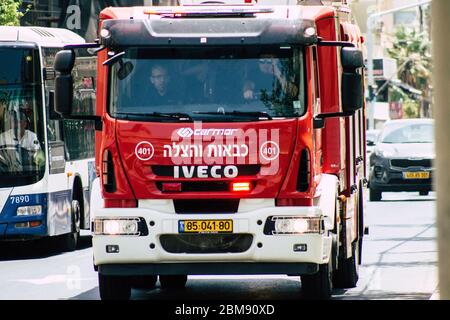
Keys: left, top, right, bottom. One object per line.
{"left": 301, "top": 260, "right": 333, "bottom": 300}
{"left": 131, "top": 275, "right": 158, "bottom": 290}
{"left": 333, "top": 241, "right": 359, "bottom": 288}
{"left": 99, "top": 273, "right": 131, "bottom": 300}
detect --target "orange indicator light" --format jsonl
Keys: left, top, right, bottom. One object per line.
{"left": 30, "top": 221, "right": 42, "bottom": 228}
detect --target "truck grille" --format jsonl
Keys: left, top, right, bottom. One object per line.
{"left": 174, "top": 199, "right": 239, "bottom": 214}
{"left": 160, "top": 234, "right": 253, "bottom": 254}
{"left": 156, "top": 181, "right": 229, "bottom": 192}
{"left": 390, "top": 159, "right": 432, "bottom": 168}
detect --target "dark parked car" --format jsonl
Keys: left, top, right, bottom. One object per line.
{"left": 369, "top": 119, "right": 434, "bottom": 201}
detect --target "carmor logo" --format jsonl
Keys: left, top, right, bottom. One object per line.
{"left": 177, "top": 128, "right": 238, "bottom": 137}
{"left": 177, "top": 128, "right": 194, "bottom": 138}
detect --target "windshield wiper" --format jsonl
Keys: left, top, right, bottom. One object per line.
{"left": 114, "top": 112, "right": 193, "bottom": 122}
{"left": 193, "top": 110, "right": 273, "bottom": 120}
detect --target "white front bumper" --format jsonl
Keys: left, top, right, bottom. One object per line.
{"left": 92, "top": 205, "right": 332, "bottom": 268}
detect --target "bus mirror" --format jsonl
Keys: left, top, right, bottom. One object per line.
{"left": 54, "top": 50, "right": 75, "bottom": 117}
{"left": 54, "top": 73, "right": 73, "bottom": 116}
{"left": 54, "top": 50, "right": 75, "bottom": 73}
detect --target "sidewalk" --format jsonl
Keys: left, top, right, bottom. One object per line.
{"left": 430, "top": 286, "right": 440, "bottom": 300}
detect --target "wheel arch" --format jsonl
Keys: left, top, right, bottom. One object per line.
{"left": 315, "top": 174, "right": 340, "bottom": 231}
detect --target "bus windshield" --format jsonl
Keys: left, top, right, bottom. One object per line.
{"left": 0, "top": 47, "right": 46, "bottom": 187}
{"left": 110, "top": 46, "right": 305, "bottom": 121}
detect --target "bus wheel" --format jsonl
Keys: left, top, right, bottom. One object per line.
{"left": 332, "top": 241, "right": 359, "bottom": 288}
{"left": 131, "top": 275, "right": 158, "bottom": 290}
{"left": 159, "top": 275, "right": 188, "bottom": 290}
{"left": 99, "top": 273, "right": 131, "bottom": 300}
{"left": 301, "top": 260, "right": 333, "bottom": 300}
{"left": 60, "top": 200, "right": 80, "bottom": 252}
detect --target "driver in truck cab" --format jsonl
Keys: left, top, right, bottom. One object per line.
{"left": 148, "top": 64, "right": 181, "bottom": 105}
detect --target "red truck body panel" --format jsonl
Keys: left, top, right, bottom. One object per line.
{"left": 93, "top": 3, "right": 365, "bottom": 207}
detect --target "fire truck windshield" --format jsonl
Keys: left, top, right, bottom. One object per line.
{"left": 110, "top": 47, "right": 305, "bottom": 121}
{"left": 0, "top": 47, "right": 46, "bottom": 187}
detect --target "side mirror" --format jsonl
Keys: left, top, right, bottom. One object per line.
{"left": 54, "top": 50, "right": 75, "bottom": 117}
{"left": 341, "top": 47, "right": 364, "bottom": 113}
{"left": 367, "top": 140, "right": 375, "bottom": 147}
{"left": 341, "top": 47, "right": 364, "bottom": 69}
{"left": 118, "top": 61, "right": 134, "bottom": 80}
{"left": 54, "top": 50, "right": 75, "bottom": 73}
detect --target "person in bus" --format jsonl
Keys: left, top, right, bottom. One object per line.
{"left": 0, "top": 109, "right": 43, "bottom": 170}
{"left": 0, "top": 109, "right": 40, "bottom": 151}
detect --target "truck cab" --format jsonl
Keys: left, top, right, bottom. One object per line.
{"left": 53, "top": 1, "right": 366, "bottom": 299}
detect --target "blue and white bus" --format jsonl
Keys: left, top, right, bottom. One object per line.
{"left": 0, "top": 26, "right": 96, "bottom": 251}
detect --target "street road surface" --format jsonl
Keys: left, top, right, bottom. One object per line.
{"left": 0, "top": 192, "right": 437, "bottom": 300}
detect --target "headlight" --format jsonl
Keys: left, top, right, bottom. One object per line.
{"left": 266, "top": 216, "right": 323, "bottom": 235}
{"left": 93, "top": 217, "right": 147, "bottom": 236}
{"left": 17, "top": 205, "right": 42, "bottom": 216}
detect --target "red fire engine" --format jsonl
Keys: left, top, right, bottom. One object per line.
{"left": 53, "top": 0, "right": 367, "bottom": 300}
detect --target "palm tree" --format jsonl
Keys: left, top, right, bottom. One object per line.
{"left": 386, "top": 26, "right": 432, "bottom": 117}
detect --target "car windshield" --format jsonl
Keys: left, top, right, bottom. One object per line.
{"left": 380, "top": 122, "right": 434, "bottom": 144}
{"left": 109, "top": 46, "right": 305, "bottom": 121}
{"left": 0, "top": 47, "right": 46, "bottom": 187}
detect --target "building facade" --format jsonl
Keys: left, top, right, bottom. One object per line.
{"left": 351, "top": 0, "right": 431, "bottom": 124}
{"left": 19, "top": 0, "right": 178, "bottom": 41}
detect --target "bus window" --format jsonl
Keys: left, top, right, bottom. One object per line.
{"left": 0, "top": 47, "right": 45, "bottom": 186}
{"left": 63, "top": 52, "right": 96, "bottom": 161}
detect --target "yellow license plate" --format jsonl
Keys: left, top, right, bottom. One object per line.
{"left": 178, "top": 220, "right": 233, "bottom": 233}
{"left": 403, "top": 172, "right": 430, "bottom": 179}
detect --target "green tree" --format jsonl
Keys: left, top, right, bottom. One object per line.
{"left": 387, "top": 26, "right": 432, "bottom": 118}
{"left": 0, "top": 0, "right": 24, "bottom": 26}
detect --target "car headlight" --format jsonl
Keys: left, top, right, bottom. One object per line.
{"left": 17, "top": 205, "right": 42, "bottom": 216}
{"left": 93, "top": 217, "right": 148, "bottom": 236}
